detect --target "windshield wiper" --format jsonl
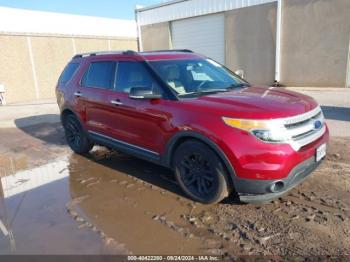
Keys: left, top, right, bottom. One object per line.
{"left": 227, "top": 83, "right": 250, "bottom": 89}
{"left": 199, "top": 89, "right": 229, "bottom": 93}
{"left": 177, "top": 84, "right": 250, "bottom": 98}
{"left": 178, "top": 89, "right": 228, "bottom": 97}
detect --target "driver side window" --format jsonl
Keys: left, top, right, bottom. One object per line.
{"left": 164, "top": 65, "right": 186, "bottom": 94}
{"left": 115, "top": 61, "right": 161, "bottom": 94}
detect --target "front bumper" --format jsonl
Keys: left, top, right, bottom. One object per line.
{"left": 236, "top": 156, "right": 323, "bottom": 204}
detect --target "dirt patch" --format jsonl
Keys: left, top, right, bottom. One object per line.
{"left": 0, "top": 123, "right": 68, "bottom": 176}
{"left": 174, "top": 137, "right": 350, "bottom": 258}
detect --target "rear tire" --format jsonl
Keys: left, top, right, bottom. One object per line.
{"left": 63, "top": 114, "right": 94, "bottom": 154}
{"left": 173, "top": 140, "right": 230, "bottom": 204}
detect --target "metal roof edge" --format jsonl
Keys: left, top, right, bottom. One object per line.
{"left": 135, "top": 0, "right": 277, "bottom": 26}
{"left": 0, "top": 31, "right": 137, "bottom": 40}
{"left": 136, "top": 0, "right": 189, "bottom": 12}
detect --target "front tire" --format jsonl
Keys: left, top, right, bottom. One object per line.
{"left": 173, "top": 140, "right": 230, "bottom": 204}
{"left": 63, "top": 114, "right": 94, "bottom": 154}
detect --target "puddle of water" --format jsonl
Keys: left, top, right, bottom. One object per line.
{"left": 0, "top": 147, "right": 209, "bottom": 255}
{"left": 68, "top": 148, "right": 207, "bottom": 254}
{"left": 0, "top": 156, "right": 126, "bottom": 254}
{"left": 0, "top": 155, "right": 28, "bottom": 178}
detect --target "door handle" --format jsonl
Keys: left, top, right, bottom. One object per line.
{"left": 74, "top": 91, "right": 82, "bottom": 97}
{"left": 110, "top": 99, "right": 123, "bottom": 106}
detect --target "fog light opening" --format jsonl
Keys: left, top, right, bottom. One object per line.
{"left": 270, "top": 181, "right": 285, "bottom": 193}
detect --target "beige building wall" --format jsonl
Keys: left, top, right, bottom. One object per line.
{"left": 109, "top": 39, "right": 138, "bottom": 51}
{"left": 74, "top": 38, "right": 109, "bottom": 53}
{"left": 0, "top": 35, "right": 37, "bottom": 103}
{"left": 0, "top": 34, "right": 137, "bottom": 104}
{"left": 141, "top": 22, "right": 171, "bottom": 51}
{"left": 225, "top": 2, "right": 277, "bottom": 86}
{"left": 281, "top": 0, "right": 350, "bottom": 87}
{"left": 31, "top": 36, "right": 73, "bottom": 99}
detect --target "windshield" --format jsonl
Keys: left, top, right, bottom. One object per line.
{"left": 149, "top": 58, "right": 249, "bottom": 98}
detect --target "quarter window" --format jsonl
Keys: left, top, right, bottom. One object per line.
{"left": 59, "top": 63, "right": 79, "bottom": 84}
{"left": 82, "top": 61, "right": 116, "bottom": 89}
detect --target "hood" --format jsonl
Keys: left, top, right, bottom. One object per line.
{"left": 181, "top": 86, "right": 319, "bottom": 119}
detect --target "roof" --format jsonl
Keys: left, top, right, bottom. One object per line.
{"left": 0, "top": 7, "right": 137, "bottom": 38}
{"left": 136, "top": 0, "right": 277, "bottom": 26}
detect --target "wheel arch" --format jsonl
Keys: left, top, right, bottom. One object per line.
{"left": 60, "top": 107, "right": 90, "bottom": 137}
{"left": 163, "top": 131, "right": 237, "bottom": 192}
{"left": 60, "top": 108, "right": 75, "bottom": 123}
{"left": 60, "top": 107, "right": 85, "bottom": 127}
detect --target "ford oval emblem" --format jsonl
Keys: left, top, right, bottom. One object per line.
{"left": 314, "top": 120, "right": 322, "bottom": 130}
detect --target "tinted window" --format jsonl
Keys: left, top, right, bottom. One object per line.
{"left": 59, "top": 63, "right": 79, "bottom": 84}
{"left": 82, "top": 61, "right": 116, "bottom": 89}
{"left": 115, "top": 61, "right": 161, "bottom": 93}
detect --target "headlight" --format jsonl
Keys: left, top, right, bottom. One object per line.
{"left": 222, "top": 117, "right": 288, "bottom": 143}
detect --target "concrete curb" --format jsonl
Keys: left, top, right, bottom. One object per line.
{"left": 0, "top": 99, "right": 60, "bottom": 129}
{"left": 286, "top": 87, "right": 350, "bottom": 92}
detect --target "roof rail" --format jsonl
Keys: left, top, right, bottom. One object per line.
{"left": 72, "top": 50, "right": 137, "bottom": 59}
{"left": 142, "top": 49, "right": 193, "bottom": 53}
{"left": 122, "top": 50, "right": 137, "bottom": 55}
{"left": 72, "top": 49, "right": 193, "bottom": 59}
{"left": 73, "top": 54, "right": 83, "bottom": 59}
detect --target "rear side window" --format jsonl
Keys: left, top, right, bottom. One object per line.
{"left": 82, "top": 61, "right": 116, "bottom": 89}
{"left": 59, "top": 63, "right": 79, "bottom": 84}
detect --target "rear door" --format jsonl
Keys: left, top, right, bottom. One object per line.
{"left": 78, "top": 60, "right": 117, "bottom": 137}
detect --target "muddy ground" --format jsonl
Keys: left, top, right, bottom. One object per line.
{"left": 0, "top": 122, "right": 349, "bottom": 258}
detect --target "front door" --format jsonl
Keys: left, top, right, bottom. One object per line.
{"left": 106, "top": 61, "right": 170, "bottom": 155}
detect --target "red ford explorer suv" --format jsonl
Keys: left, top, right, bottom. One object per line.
{"left": 56, "top": 50, "right": 329, "bottom": 204}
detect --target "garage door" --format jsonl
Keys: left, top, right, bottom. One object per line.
{"left": 171, "top": 14, "right": 225, "bottom": 64}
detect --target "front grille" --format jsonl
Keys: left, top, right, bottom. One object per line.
{"left": 282, "top": 107, "right": 326, "bottom": 151}
{"left": 292, "top": 129, "right": 317, "bottom": 140}
{"left": 284, "top": 111, "right": 322, "bottom": 129}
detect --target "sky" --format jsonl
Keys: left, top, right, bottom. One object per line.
{"left": 0, "top": 0, "right": 164, "bottom": 20}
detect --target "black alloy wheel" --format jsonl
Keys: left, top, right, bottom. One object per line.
{"left": 63, "top": 114, "right": 94, "bottom": 154}
{"left": 173, "top": 140, "right": 230, "bottom": 204}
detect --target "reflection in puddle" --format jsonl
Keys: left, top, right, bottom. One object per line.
{"left": 0, "top": 160, "right": 68, "bottom": 252}
{"left": 0, "top": 148, "right": 209, "bottom": 255}
{"left": 0, "top": 156, "right": 125, "bottom": 254}
{"left": 1, "top": 160, "right": 68, "bottom": 198}
{"left": 0, "top": 155, "right": 28, "bottom": 178}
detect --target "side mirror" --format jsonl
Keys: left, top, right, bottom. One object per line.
{"left": 129, "top": 87, "right": 162, "bottom": 100}
{"left": 235, "top": 69, "right": 245, "bottom": 79}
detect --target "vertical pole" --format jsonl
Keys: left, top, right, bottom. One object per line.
{"left": 0, "top": 84, "right": 5, "bottom": 106}
{"left": 71, "top": 38, "right": 77, "bottom": 55}
{"left": 27, "top": 36, "right": 40, "bottom": 99}
{"left": 107, "top": 39, "right": 111, "bottom": 51}
{"left": 135, "top": 7, "right": 143, "bottom": 52}
{"left": 0, "top": 171, "right": 16, "bottom": 251}
{"left": 346, "top": 36, "right": 350, "bottom": 88}
{"left": 275, "top": 0, "right": 282, "bottom": 85}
